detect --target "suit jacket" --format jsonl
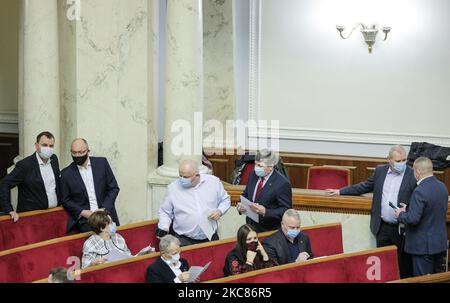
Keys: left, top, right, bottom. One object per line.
{"left": 146, "top": 257, "right": 189, "bottom": 283}
{"left": 242, "top": 170, "right": 292, "bottom": 232}
{"left": 398, "top": 176, "right": 449, "bottom": 256}
{"left": 340, "top": 164, "right": 417, "bottom": 236}
{"left": 0, "top": 153, "right": 61, "bottom": 213}
{"left": 262, "top": 229, "right": 314, "bottom": 265}
{"left": 61, "top": 157, "right": 120, "bottom": 233}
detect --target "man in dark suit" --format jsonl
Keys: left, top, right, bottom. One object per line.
{"left": 326, "top": 145, "right": 416, "bottom": 278}
{"left": 146, "top": 235, "right": 193, "bottom": 283}
{"left": 395, "top": 157, "right": 449, "bottom": 276}
{"left": 237, "top": 149, "right": 292, "bottom": 233}
{"left": 61, "top": 138, "right": 120, "bottom": 233}
{"left": 262, "top": 209, "right": 313, "bottom": 265}
{"left": 0, "top": 131, "right": 61, "bottom": 222}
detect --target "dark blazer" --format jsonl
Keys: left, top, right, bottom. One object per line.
{"left": 340, "top": 164, "right": 417, "bottom": 236}
{"left": 0, "top": 153, "right": 61, "bottom": 213}
{"left": 146, "top": 257, "right": 189, "bottom": 283}
{"left": 242, "top": 170, "right": 292, "bottom": 232}
{"left": 262, "top": 229, "right": 314, "bottom": 265}
{"left": 61, "top": 157, "right": 120, "bottom": 233}
{"left": 398, "top": 176, "right": 449, "bottom": 256}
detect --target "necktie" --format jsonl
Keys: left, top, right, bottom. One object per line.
{"left": 254, "top": 177, "right": 264, "bottom": 202}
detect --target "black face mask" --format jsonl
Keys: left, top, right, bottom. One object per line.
{"left": 72, "top": 154, "right": 88, "bottom": 166}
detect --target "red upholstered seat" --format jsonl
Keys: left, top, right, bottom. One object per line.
{"left": 306, "top": 166, "right": 350, "bottom": 190}
{"left": 0, "top": 220, "right": 159, "bottom": 283}
{"left": 209, "top": 246, "right": 400, "bottom": 283}
{"left": 57, "top": 223, "right": 343, "bottom": 283}
{"left": 239, "top": 163, "right": 255, "bottom": 185}
{"left": 0, "top": 207, "right": 69, "bottom": 251}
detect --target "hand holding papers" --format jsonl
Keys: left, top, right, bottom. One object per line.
{"left": 105, "top": 249, "right": 132, "bottom": 262}
{"left": 199, "top": 210, "right": 218, "bottom": 240}
{"left": 188, "top": 261, "right": 212, "bottom": 283}
{"left": 240, "top": 196, "right": 260, "bottom": 223}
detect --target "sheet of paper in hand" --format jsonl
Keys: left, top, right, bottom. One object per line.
{"left": 240, "top": 195, "right": 259, "bottom": 223}
{"left": 188, "top": 261, "right": 212, "bottom": 283}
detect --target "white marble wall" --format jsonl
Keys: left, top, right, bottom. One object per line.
{"left": 203, "top": 0, "right": 235, "bottom": 145}
{"left": 59, "top": 0, "right": 157, "bottom": 224}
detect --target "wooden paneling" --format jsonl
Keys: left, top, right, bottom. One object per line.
{"left": 0, "top": 133, "right": 19, "bottom": 180}
{"left": 207, "top": 149, "right": 450, "bottom": 191}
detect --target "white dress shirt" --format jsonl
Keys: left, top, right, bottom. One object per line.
{"left": 35, "top": 153, "right": 58, "bottom": 208}
{"left": 381, "top": 167, "right": 405, "bottom": 224}
{"left": 158, "top": 174, "right": 231, "bottom": 240}
{"left": 161, "top": 257, "right": 184, "bottom": 283}
{"left": 252, "top": 169, "right": 274, "bottom": 202}
{"left": 77, "top": 158, "right": 99, "bottom": 211}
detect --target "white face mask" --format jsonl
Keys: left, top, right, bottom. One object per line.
{"left": 39, "top": 146, "right": 54, "bottom": 160}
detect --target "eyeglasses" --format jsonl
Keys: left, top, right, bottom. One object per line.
{"left": 71, "top": 149, "right": 88, "bottom": 156}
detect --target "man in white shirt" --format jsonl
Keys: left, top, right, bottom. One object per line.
{"left": 61, "top": 138, "right": 120, "bottom": 233}
{"left": 0, "top": 131, "right": 61, "bottom": 222}
{"left": 156, "top": 159, "right": 231, "bottom": 246}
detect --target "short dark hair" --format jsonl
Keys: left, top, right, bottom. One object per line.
{"left": 36, "top": 131, "right": 55, "bottom": 143}
{"left": 49, "top": 267, "right": 73, "bottom": 283}
{"left": 87, "top": 210, "right": 112, "bottom": 234}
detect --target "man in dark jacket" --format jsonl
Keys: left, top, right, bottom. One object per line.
{"left": 146, "top": 235, "right": 193, "bottom": 283}
{"left": 0, "top": 131, "right": 61, "bottom": 222}
{"left": 237, "top": 149, "right": 292, "bottom": 232}
{"left": 262, "top": 209, "right": 313, "bottom": 265}
{"left": 326, "top": 145, "right": 416, "bottom": 278}
{"left": 395, "top": 157, "right": 449, "bottom": 276}
{"left": 61, "top": 138, "right": 120, "bottom": 233}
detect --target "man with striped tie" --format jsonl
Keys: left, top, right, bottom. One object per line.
{"left": 237, "top": 149, "right": 292, "bottom": 232}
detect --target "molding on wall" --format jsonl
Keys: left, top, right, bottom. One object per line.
{"left": 247, "top": 1, "right": 450, "bottom": 148}
{"left": 0, "top": 111, "right": 19, "bottom": 134}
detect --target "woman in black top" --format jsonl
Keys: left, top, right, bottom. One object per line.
{"left": 223, "top": 224, "right": 278, "bottom": 276}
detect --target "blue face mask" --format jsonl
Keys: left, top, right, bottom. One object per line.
{"left": 392, "top": 162, "right": 406, "bottom": 174}
{"left": 179, "top": 177, "right": 193, "bottom": 188}
{"left": 255, "top": 166, "right": 269, "bottom": 178}
{"left": 287, "top": 229, "right": 300, "bottom": 239}
{"left": 109, "top": 222, "right": 117, "bottom": 235}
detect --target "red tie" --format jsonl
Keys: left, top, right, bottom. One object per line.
{"left": 255, "top": 177, "right": 264, "bottom": 202}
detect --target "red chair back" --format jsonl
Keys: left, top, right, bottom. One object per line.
{"left": 306, "top": 166, "right": 350, "bottom": 190}
{"left": 0, "top": 207, "right": 68, "bottom": 251}
{"left": 239, "top": 163, "right": 255, "bottom": 185}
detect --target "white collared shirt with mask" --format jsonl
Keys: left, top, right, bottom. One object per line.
{"left": 381, "top": 167, "right": 406, "bottom": 224}
{"left": 162, "top": 257, "right": 184, "bottom": 283}
{"left": 35, "top": 153, "right": 58, "bottom": 208}
{"left": 77, "top": 158, "right": 99, "bottom": 211}
{"left": 158, "top": 174, "right": 231, "bottom": 240}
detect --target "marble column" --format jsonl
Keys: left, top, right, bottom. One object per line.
{"left": 60, "top": 0, "right": 156, "bottom": 224}
{"left": 18, "top": 0, "right": 60, "bottom": 156}
{"left": 156, "top": 0, "right": 207, "bottom": 178}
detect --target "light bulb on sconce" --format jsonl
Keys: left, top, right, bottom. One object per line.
{"left": 336, "top": 23, "right": 391, "bottom": 53}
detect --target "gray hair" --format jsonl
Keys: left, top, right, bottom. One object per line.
{"left": 159, "top": 235, "right": 180, "bottom": 253}
{"left": 388, "top": 145, "right": 406, "bottom": 158}
{"left": 282, "top": 209, "right": 301, "bottom": 222}
{"left": 414, "top": 157, "right": 433, "bottom": 175}
{"left": 255, "top": 149, "right": 279, "bottom": 166}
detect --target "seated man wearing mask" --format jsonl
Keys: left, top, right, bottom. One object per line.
{"left": 237, "top": 149, "right": 292, "bottom": 232}
{"left": 146, "top": 235, "right": 196, "bottom": 283}
{"left": 262, "top": 209, "right": 314, "bottom": 265}
{"left": 155, "top": 159, "right": 231, "bottom": 246}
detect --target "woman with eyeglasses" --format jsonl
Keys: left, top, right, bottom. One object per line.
{"left": 223, "top": 224, "right": 278, "bottom": 276}
{"left": 81, "top": 210, "right": 153, "bottom": 268}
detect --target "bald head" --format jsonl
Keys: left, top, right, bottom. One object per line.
{"left": 414, "top": 157, "right": 433, "bottom": 178}
{"left": 71, "top": 138, "right": 89, "bottom": 151}
{"left": 179, "top": 159, "right": 199, "bottom": 177}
